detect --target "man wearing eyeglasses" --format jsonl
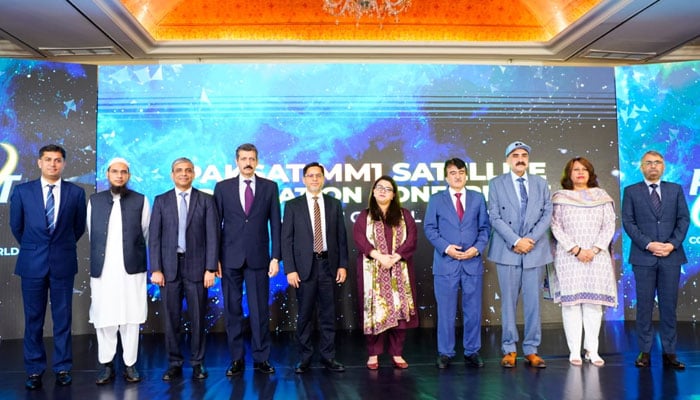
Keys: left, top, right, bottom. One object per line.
{"left": 622, "top": 150, "right": 689, "bottom": 370}
{"left": 425, "top": 158, "right": 490, "bottom": 369}
{"left": 281, "top": 162, "right": 348, "bottom": 373}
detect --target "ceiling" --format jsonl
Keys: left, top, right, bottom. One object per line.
{"left": 0, "top": 0, "right": 699, "bottom": 65}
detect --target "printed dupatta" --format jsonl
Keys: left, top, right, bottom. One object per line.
{"left": 362, "top": 212, "right": 415, "bottom": 335}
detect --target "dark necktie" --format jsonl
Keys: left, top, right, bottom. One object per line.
{"left": 244, "top": 179, "right": 254, "bottom": 215}
{"left": 517, "top": 177, "right": 528, "bottom": 227}
{"left": 650, "top": 183, "right": 662, "bottom": 216}
{"left": 178, "top": 192, "right": 188, "bottom": 252}
{"left": 313, "top": 196, "right": 323, "bottom": 253}
{"left": 46, "top": 184, "right": 56, "bottom": 234}
{"left": 455, "top": 192, "right": 464, "bottom": 221}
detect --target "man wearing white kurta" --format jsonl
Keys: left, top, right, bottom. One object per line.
{"left": 87, "top": 157, "right": 150, "bottom": 385}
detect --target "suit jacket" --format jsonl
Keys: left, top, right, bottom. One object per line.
{"left": 487, "top": 173, "right": 553, "bottom": 268}
{"left": 424, "top": 189, "right": 491, "bottom": 276}
{"left": 281, "top": 193, "right": 348, "bottom": 280}
{"left": 149, "top": 188, "right": 220, "bottom": 282}
{"left": 10, "top": 179, "right": 87, "bottom": 278}
{"left": 622, "top": 181, "right": 689, "bottom": 267}
{"left": 214, "top": 175, "right": 281, "bottom": 269}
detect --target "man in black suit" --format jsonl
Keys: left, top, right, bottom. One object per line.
{"left": 149, "top": 157, "right": 220, "bottom": 381}
{"left": 10, "top": 144, "right": 87, "bottom": 390}
{"left": 214, "top": 143, "right": 281, "bottom": 375}
{"left": 282, "top": 162, "right": 348, "bottom": 373}
{"left": 622, "top": 150, "right": 690, "bottom": 370}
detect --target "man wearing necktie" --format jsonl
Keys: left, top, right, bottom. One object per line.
{"left": 10, "top": 144, "right": 87, "bottom": 390}
{"left": 487, "top": 141, "right": 553, "bottom": 369}
{"left": 214, "top": 143, "right": 281, "bottom": 376}
{"left": 149, "top": 158, "right": 220, "bottom": 381}
{"left": 622, "top": 150, "right": 689, "bottom": 370}
{"left": 424, "top": 158, "right": 490, "bottom": 369}
{"left": 281, "top": 162, "right": 348, "bottom": 373}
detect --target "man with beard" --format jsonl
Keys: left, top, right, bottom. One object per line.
{"left": 214, "top": 143, "right": 281, "bottom": 376}
{"left": 87, "top": 158, "right": 150, "bottom": 384}
{"left": 487, "top": 141, "right": 553, "bottom": 369}
{"left": 622, "top": 150, "right": 689, "bottom": 370}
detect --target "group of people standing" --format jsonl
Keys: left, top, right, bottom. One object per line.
{"left": 9, "top": 140, "right": 689, "bottom": 391}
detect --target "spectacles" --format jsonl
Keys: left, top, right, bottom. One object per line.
{"left": 304, "top": 173, "right": 323, "bottom": 179}
{"left": 643, "top": 160, "right": 663, "bottom": 167}
{"left": 374, "top": 185, "right": 393, "bottom": 193}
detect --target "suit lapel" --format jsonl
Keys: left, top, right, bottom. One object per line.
{"left": 442, "top": 190, "right": 461, "bottom": 224}
{"left": 186, "top": 189, "right": 198, "bottom": 226}
{"left": 501, "top": 175, "right": 521, "bottom": 212}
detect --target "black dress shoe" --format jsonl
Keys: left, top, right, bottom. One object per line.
{"left": 253, "top": 360, "right": 275, "bottom": 374}
{"left": 294, "top": 360, "right": 311, "bottom": 374}
{"left": 56, "top": 371, "right": 72, "bottom": 386}
{"left": 321, "top": 358, "right": 345, "bottom": 372}
{"left": 124, "top": 365, "right": 142, "bottom": 383}
{"left": 226, "top": 360, "right": 245, "bottom": 377}
{"left": 465, "top": 353, "right": 485, "bottom": 368}
{"left": 635, "top": 352, "right": 650, "bottom": 368}
{"left": 436, "top": 355, "right": 451, "bottom": 369}
{"left": 95, "top": 362, "right": 115, "bottom": 385}
{"left": 663, "top": 353, "right": 686, "bottom": 370}
{"left": 25, "top": 374, "right": 42, "bottom": 390}
{"left": 192, "top": 364, "right": 209, "bottom": 380}
{"left": 162, "top": 365, "right": 183, "bottom": 381}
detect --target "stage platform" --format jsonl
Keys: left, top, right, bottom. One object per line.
{"left": 1, "top": 321, "right": 699, "bottom": 399}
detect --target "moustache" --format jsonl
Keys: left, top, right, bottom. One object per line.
{"left": 516, "top": 162, "right": 526, "bottom": 166}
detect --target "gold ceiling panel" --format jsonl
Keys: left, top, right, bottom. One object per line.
{"left": 119, "top": 0, "right": 603, "bottom": 42}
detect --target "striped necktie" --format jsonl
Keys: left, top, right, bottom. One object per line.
{"left": 46, "top": 184, "right": 56, "bottom": 234}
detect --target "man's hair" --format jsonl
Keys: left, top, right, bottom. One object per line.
{"left": 171, "top": 157, "right": 194, "bottom": 171}
{"left": 642, "top": 150, "right": 664, "bottom": 161}
{"left": 39, "top": 144, "right": 66, "bottom": 159}
{"left": 236, "top": 143, "right": 258, "bottom": 159}
{"left": 302, "top": 162, "right": 324, "bottom": 176}
{"left": 444, "top": 158, "right": 467, "bottom": 176}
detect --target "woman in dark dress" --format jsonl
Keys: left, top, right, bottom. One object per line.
{"left": 353, "top": 176, "right": 418, "bottom": 370}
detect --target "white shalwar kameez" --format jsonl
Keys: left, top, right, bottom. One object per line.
{"left": 88, "top": 193, "right": 150, "bottom": 366}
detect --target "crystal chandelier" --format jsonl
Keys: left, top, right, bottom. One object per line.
{"left": 323, "top": 0, "right": 412, "bottom": 21}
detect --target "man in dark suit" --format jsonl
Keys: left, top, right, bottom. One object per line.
{"left": 622, "top": 150, "right": 689, "bottom": 370}
{"left": 424, "top": 158, "right": 491, "bottom": 369}
{"left": 149, "top": 157, "right": 220, "bottom": 381}
{"left": 214, "top": 143, "right": 281, "bottom": 376}
{"left": 487, "top": 141, "right": 552, "bottom": 369}
{"left": 282, "top": 162, "right": 348, "bottom": 373}
{"left": 10, "top": 144, "right": 87, "bottom": 390}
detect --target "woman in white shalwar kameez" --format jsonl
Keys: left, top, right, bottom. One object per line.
{"left": 551, "top": 157, "right": 617, "bottom": 367}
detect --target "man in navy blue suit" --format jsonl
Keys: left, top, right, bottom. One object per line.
{"left": 424, "top": 158, "right": 491, "bottom": 369}
{"left": 149, "top": 157, "right": 220, "bottom": 381}
{"left": 622, "top": 150, "right": 689, "bottom": 370}
{"left": 10, "top": 144, "right": 87, "bottom": 390}
{"left": 282, "top": 162, "right": 348, "bottom": 373}
{"left": 214, "top": 143, "right": 281, "bottom": 376}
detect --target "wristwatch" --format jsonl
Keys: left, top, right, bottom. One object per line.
{"left": 592, "top": 247, "right": 600, "bottom": 254}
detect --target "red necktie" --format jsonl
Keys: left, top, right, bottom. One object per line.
{"left": 455, "top": 192, "right": 464, "bottom": 221}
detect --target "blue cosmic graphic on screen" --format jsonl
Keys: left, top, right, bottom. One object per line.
{"left": 616, "top": 60, "right": 700, "bottom": 320}
{"left": 97, "top": 63, "right": 618, "bottom": 330}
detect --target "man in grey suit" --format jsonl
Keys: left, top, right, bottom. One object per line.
{"left": 487, "top": 141, "right": 552, "bottom": 368}
{"left": 622, "top": 150, "right": 689, "bottom": 370}
{"left": 149, "top": 157, "right": 220, "bottom": 381}
{"left": 214, "top": 143, "right": 281, "bottom": 376}
{"left": 282, "top": 162, "right": 348, "bottom": 373}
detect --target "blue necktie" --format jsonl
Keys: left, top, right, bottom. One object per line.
{"left": 650, "top": 183, "right": 662, "bottom": 216}
{"left": 46, "top": 184, "right": 56, "bottom": 234}
{"left": 244, "top": 180, "right": 254, "bottom": 215}
{"left": 178, "top": 192, "right": 188, "bottom": 252}
{"left": 517, "top": 177, "right": 528, "bottom": 231}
